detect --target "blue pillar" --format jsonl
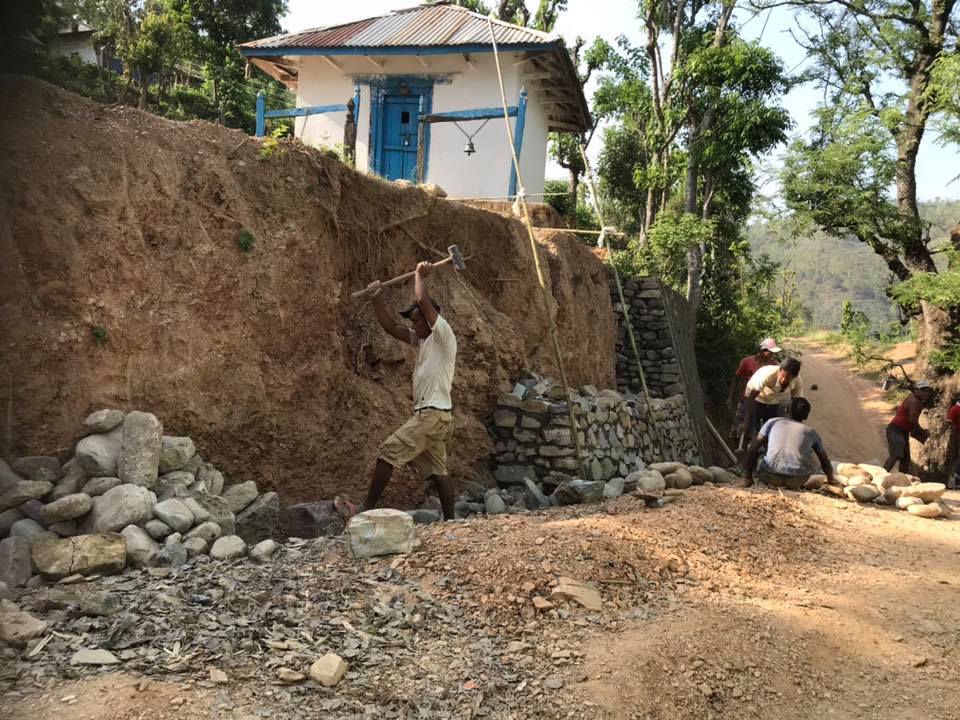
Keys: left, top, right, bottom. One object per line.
{"left": 353, "top": 83, "right": 361, "bottom": 123}
{"left": 255, "top": 91, "right": 266, "bottom": 137}
{"left": 508, "top": 86, "right": 528, "bottom": 198}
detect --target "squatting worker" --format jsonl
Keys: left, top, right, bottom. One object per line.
{"left": 739, "top": 357, "right": 803, "bottom": 440}
{"left": 884, "top": 381, "right": 934, "bottom": 473}
{"left": 744, "top": 397, "right": 834, "bottom": 490}
{"left": 337, "top": 261, "right": 458, "bottom": 520}
{"left": 728, "top": 337, "right": 781, "bottom": 411}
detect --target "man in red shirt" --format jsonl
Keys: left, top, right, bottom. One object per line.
{"left": 884, "top": 381, "right": 934, "bottom": 473}
{"left": 947, "top": 398, "right": 960, "bottom": 488}
{"left": 728, "top": 338, "right": 781, "bottom": 410}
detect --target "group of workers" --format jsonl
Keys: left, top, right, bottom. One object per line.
{"left": 732, "top": 338, "right": 959, "bottom": 488}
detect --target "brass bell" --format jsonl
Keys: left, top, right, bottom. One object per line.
{"left": 463, "top": 139, "right": 476, "bottom": 156}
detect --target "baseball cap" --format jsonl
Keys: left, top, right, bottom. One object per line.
{"left": 399, "top": 299, "right": 441, "bottom": 318}
{"left": 759, "top": 337, "right": 782, "bottom": 353}
{"left": 915, "top": 380, "right": 933, "bottom": 390}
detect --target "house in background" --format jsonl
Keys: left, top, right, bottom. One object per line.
{"left": 238, "top": 2, "right": 589, "bottom": 199}
{"left": 48, "top": 20, "right": 101, "bottom": 66}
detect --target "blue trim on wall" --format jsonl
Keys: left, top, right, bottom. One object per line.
{"left": 240, "top": 42, "right": 556, "bottom": 58}
{"left": 423, "top": 106, "right": 517, "bottom": 122}
{"left": 255, "top": 92, "right": 266, "bottom": 137}
{"left": 264, "top": 103, "right": 347, "bottom": 119}
{"left": 508, "top": 86, "right": 528, "bottom": 197}
{"left": 367, "top": 76, "right": 433, "bottom": 178}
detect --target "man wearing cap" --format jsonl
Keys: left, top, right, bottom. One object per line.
{"left": 728, "top": 338, "right": 781, "bottom": 409}
{"left": 339, "top": 261, "right": 458, "bottom": 520}
{"left": 739, "top": 358, "right": 804, "bottom": 440}
{"left": 884, "top": 381, "right": 934, "bottom": 473}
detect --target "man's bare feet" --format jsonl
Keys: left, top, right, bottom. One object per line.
{"left": 334, "top": 495, "right": 360, "bottom": 520}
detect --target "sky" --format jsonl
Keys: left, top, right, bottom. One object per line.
{"left": 282, "top": 0, "right": 959, "bottom": 201}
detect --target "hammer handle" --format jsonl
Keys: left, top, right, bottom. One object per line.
{"left": 351, "top": 256, "right": 453, "bottom": 298}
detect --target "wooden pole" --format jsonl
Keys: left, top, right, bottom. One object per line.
{"left": 343, "top": 98, "right": 357, "bottom": 168}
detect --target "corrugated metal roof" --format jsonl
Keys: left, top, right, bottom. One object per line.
{"left": 239, "top": 3, "right": 554, "bottom": 50}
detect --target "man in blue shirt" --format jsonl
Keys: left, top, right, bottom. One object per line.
{"left": 744, "top": 398, "right": 834, "bottom": 490}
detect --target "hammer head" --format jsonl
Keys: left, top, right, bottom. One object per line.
{"left": 447, "top": 245, "right": 465, "bottom": 271}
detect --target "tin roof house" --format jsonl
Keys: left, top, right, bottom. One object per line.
{"left": 238, "top": 2, "right": 590, "bottom": 199}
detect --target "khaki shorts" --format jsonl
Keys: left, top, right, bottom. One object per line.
{"left": 378, "top": 409, "right": 454, "bottom": 479}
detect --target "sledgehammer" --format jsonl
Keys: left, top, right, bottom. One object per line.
{"left": 351, "top": 244, "right": 465, "bottom": 298}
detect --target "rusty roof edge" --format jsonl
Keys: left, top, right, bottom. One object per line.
{"left": 549, "top": 42, "right": 592, "bottom": 133}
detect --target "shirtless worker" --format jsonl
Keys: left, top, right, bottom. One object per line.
{"left": 739, "top": 357, "right": 804, "bottom": 440}
{"left": 743, "top": 397, "right": 834, "bottom": 490}
{"left": 884, "top": 381, "right": 934, "bottom": 473}
{"left": 338, "top": 261, "right": 458, "bottom": 520}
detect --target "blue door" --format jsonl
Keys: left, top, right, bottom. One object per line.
{"left": 380, "top": 95, "right": 421, "bottom": 181}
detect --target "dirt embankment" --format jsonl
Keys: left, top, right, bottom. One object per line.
{"left": 0, "top": 76, "right": 615, "bottom": 506}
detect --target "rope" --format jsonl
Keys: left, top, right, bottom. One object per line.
{"left": 486, "top": 16, "right": 588, "bottom": 481}
{"left": 576, "top": 143, "right": 668, "bottom": 457}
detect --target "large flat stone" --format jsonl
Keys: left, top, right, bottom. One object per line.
{"left": 221, "top": 481, "right": 258, "bottom": 514}
{"left": 0, "top": 480, "right": 54, "bottom": 512}
{"left": 32, "top": 534, "right": 126, "bottom": 579}
{"left": 75, "top": 427, "right": 123, "bottom": 477}
{"left": 81, "top": 484, "right": 156, "bottom": 534}
{"left": 346, "top": 509, "right": 414, "bottom": 559}
{"left": 117, "top": 411, "right": 163, "bottom": 489}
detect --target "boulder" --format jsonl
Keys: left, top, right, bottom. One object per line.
{"left": 75, "top": 427, "right": 123, "bottom": 477}
{"left": 48, "top": 460, "right": 87, "bottom": 502}
{"left": 81, "top": 476, "right": 122, "bottom": 497}
{"left": 156, "top": 471, "right": 195, "bottom": 499}
{"left": 845, "top": 485, "right": 880, "bottom": 503}
{"left": 20, "top": 499, "right": 45, "bottom": 524}
{"left": 895, "top": 496, "right": 924, "bottom": 510}
{"left": 158, "top": 436, "right": 197, "bottom": 474}
{"left": 907, "top": 502, "right": 945, "bottom": 519}
{"left": 485, "top": 494, "right": 508, "bottom": 515}
{"left": 0, "top": 608, "right": 48, "bottom": 647}
{"left": 408, "top": 509, "right": 440, "bottom": 524}
{"left": 553, "top": 480, "right": 604, "bottom": 505}
{"left": 70, "top": 648, "right": 120, "bottom": 665}
{"left": 346, "top": 509, "right": 414, "bottom": 559}
{"left": 145, "top": 519, "right": 173, "bottom": 540}
{"left": 0, "top": 480, "right": 54, "bottom": 512}
{"left": 222, "top": 481, "right": 259, "bottom": 514}
{"left": 0, "top": 459, "right": 24, "bottom": 492}
{"left": 603, "top": 478, "right": 625, "bottom": 499}
{"left": 522, "top": 478, "right": 551, "bottom": 509}
{"left": 180, "top": 492, "right": 234, "bottom": 535}
{"left": 197, "top": 464, "right": 225, "bottom": 496}
{"left": 249, "top": 538, "right": 279, "bottom": 562}
{"left": 82, "top": 484, "right": 156, "bottom": 534}
{"left": 186, "top": 521, "right": 222, "bottom": 545}
{"left": 899, "top": 483, "right": 947, "bottom": 503}
{"left": 41, "top": 493, "right": 93, "bottom": 524}
{"left": 157, "top": 542, "right": 188, "bottom": 568}
{"left": 32, "top": 534, "right": 126, "bottom": 579}
{"left": 281, "top": 501, "right": 344, "bottom": 539}
{"left": 164, "top": 532, "right": 182, "bottom": 546}
{"left": 117, "top": 411, "right": 163, "bottom": 488}
{"left": 0, "top": 507, "right": 24, "bottom": 536}
{"left": 210, "top": 535, "right": 247, "bottom": 560}
{"left": 875, "top": 472, "right": 912, "bottom": 491}
{"left": 0, "top": 537, "right": 32, "bottom": 587}
{"left": 12, "top": 456, "right": 61, "bottom": 483}
{"left": 627, "top": 470, "right": 665, "bottom": 495}
{"left": 182, "top": 497, "right": 211, "bottom": 525}
{"left": 549, "top": 576, "right": 603, "bottom": 610}
{"left": 235, "top": 492, "right": 279, "bottom": 544}
{"left": 665, "top": 468, "right": 693, "bottom": 490}
{"left": 650, "top": 462, "right": 684, "bottom": 476}
{"left": 804, "top": 475, "right": 827, "bottom": 490}
{"left": 707, "top": 466, "right": 736, "bottom": 484}
{"left": 310, "top": 653, "right": 348, "bottom": 687}
{"left": 10, "top": 518, "right": 47, "bottom": 543}
{"left": 687, "top": 466, "right": 713, "bottom": 485}
{"left": 83, "top": 409, "right": 125, "bottom": 434}
{"left": 183, "top": 537, "right": 209, "bottom": 557}
{"left": 49, "top": 520, "right": 77, "bottom": 537}
{"left": 121, "top": 525, "right": 160, "bottom": 568}
{"left": 153, "top": 498, "right": 193, "bottom": 534}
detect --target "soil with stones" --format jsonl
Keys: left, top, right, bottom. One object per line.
{"left": 4, "top": 484, "right": 958, "bottom": 719}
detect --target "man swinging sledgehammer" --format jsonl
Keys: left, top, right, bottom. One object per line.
{"left": 337, "top": 261, "right": 459, "bottom": 520}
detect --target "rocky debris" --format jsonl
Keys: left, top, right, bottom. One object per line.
{"left": 32, "top": 533, "right": 126, "bottom": 579}
{"left": 183, "top": 537, "right": 208, "bottom": 557}
{"left": 117, "top": 411, "right": 163, "bottom": 489}
{"left": 235, "top": 492, "right": 279, "bottom": 544}
{"left": 687, "top": 465, "right": 713, "bottom": 485}
{"left": 281, "top": 501, "right": 344, "bottom": 538}
{"left": 81, "top": 476, "right": 122, "bottom": 497}
{"left": 485, "top": 493, "right": 508, "bottom": 515}
{"left": 0, "top": 536, "right": 33, "bottom": 587}
{"left": 0, "top": 507, "right": 24, "bottom": 536}
{"left": 41, "top": 493, "right": 93, "bottom": 524}
{"left": 70, "top": 648, "right": 120, "bottom": 665}
{"left": 222, "top": 481, "right": 259, "bottom": 515}
{"left": 347, "top": 509, "right": 414, "bottom": 559}
{"left": 48, "top": 461, "right": 87, "bottom": 501}
{"left": 249, "top": 538, "right": 279, "bottom": 562}
{"left": 83, "top": 409, "right": 125, "bottom": 434}
{"left": 0, "top": 604, "right": 48, "bottom": 647}
{"left": 153, "top": 498, "right": 193, "bottom": 534}
{"left": 186, "top": 521, "right": 222, "bottom": 545}
{"left": 158, "top": 542, "right": 188, "bottom": 568}
{"left": 820, "top": 463, "right": 948, "bottom": 519}
{"left": 553, "top": 480, "right": 604, "bottom": 505}
{"left": 627, "top": 470, "right": 665, "bottom": 495}
{"left": 549, "top": 576, "right": 603, "bottom": 610}
{"left": 277, "top": 668, "right": 305, "bottom": 683}
{"left": 75, "top": 427, "right": 124, "bottom": 477}
{"left": 12, "top": 456, "right": 61, "bottom": 483}
{"left": 82, "top": 484, "right": 157, "bottom": 534}
{"left": 145, "top": 519, "right": 173, "bottom": 540}
{"left": 210, "top": 535, "right": 247, "bottom": 560}
{"left": 310, "top": 653, "right": 348, "bottom": 687}
{"left": 122, "top": 525, "right": 161, "bottom": 567}
{"left": 158, "top": 436, "right": 197, "bottom": 474}
{"left": 604, "top": 477, "right": 625, "bottom": 499}
{"left": 875, "top": 471, "right": 912, "bottom": 490}
{"left": 0, "top": 479, "right": 54, "bottom": 512}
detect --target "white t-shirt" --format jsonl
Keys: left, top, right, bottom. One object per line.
{"left": 746, "top": 364, "right": 803, "bottom": 406}
{"left": 410, "top": 314, "right": 457, "bottom": 411}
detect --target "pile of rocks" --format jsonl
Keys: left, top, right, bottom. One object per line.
{"left": 0, "top": 409, "right": 281, "bottom": 590}
{"left": 806, "top": 463, "right": 951, "bottom": 519}
{"left": 491, "top": 376, "right": 701, "bottom": 491}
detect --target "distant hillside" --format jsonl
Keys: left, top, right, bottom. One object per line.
{"left": 748, "top": 199, "right": 959, "bottom": 329}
